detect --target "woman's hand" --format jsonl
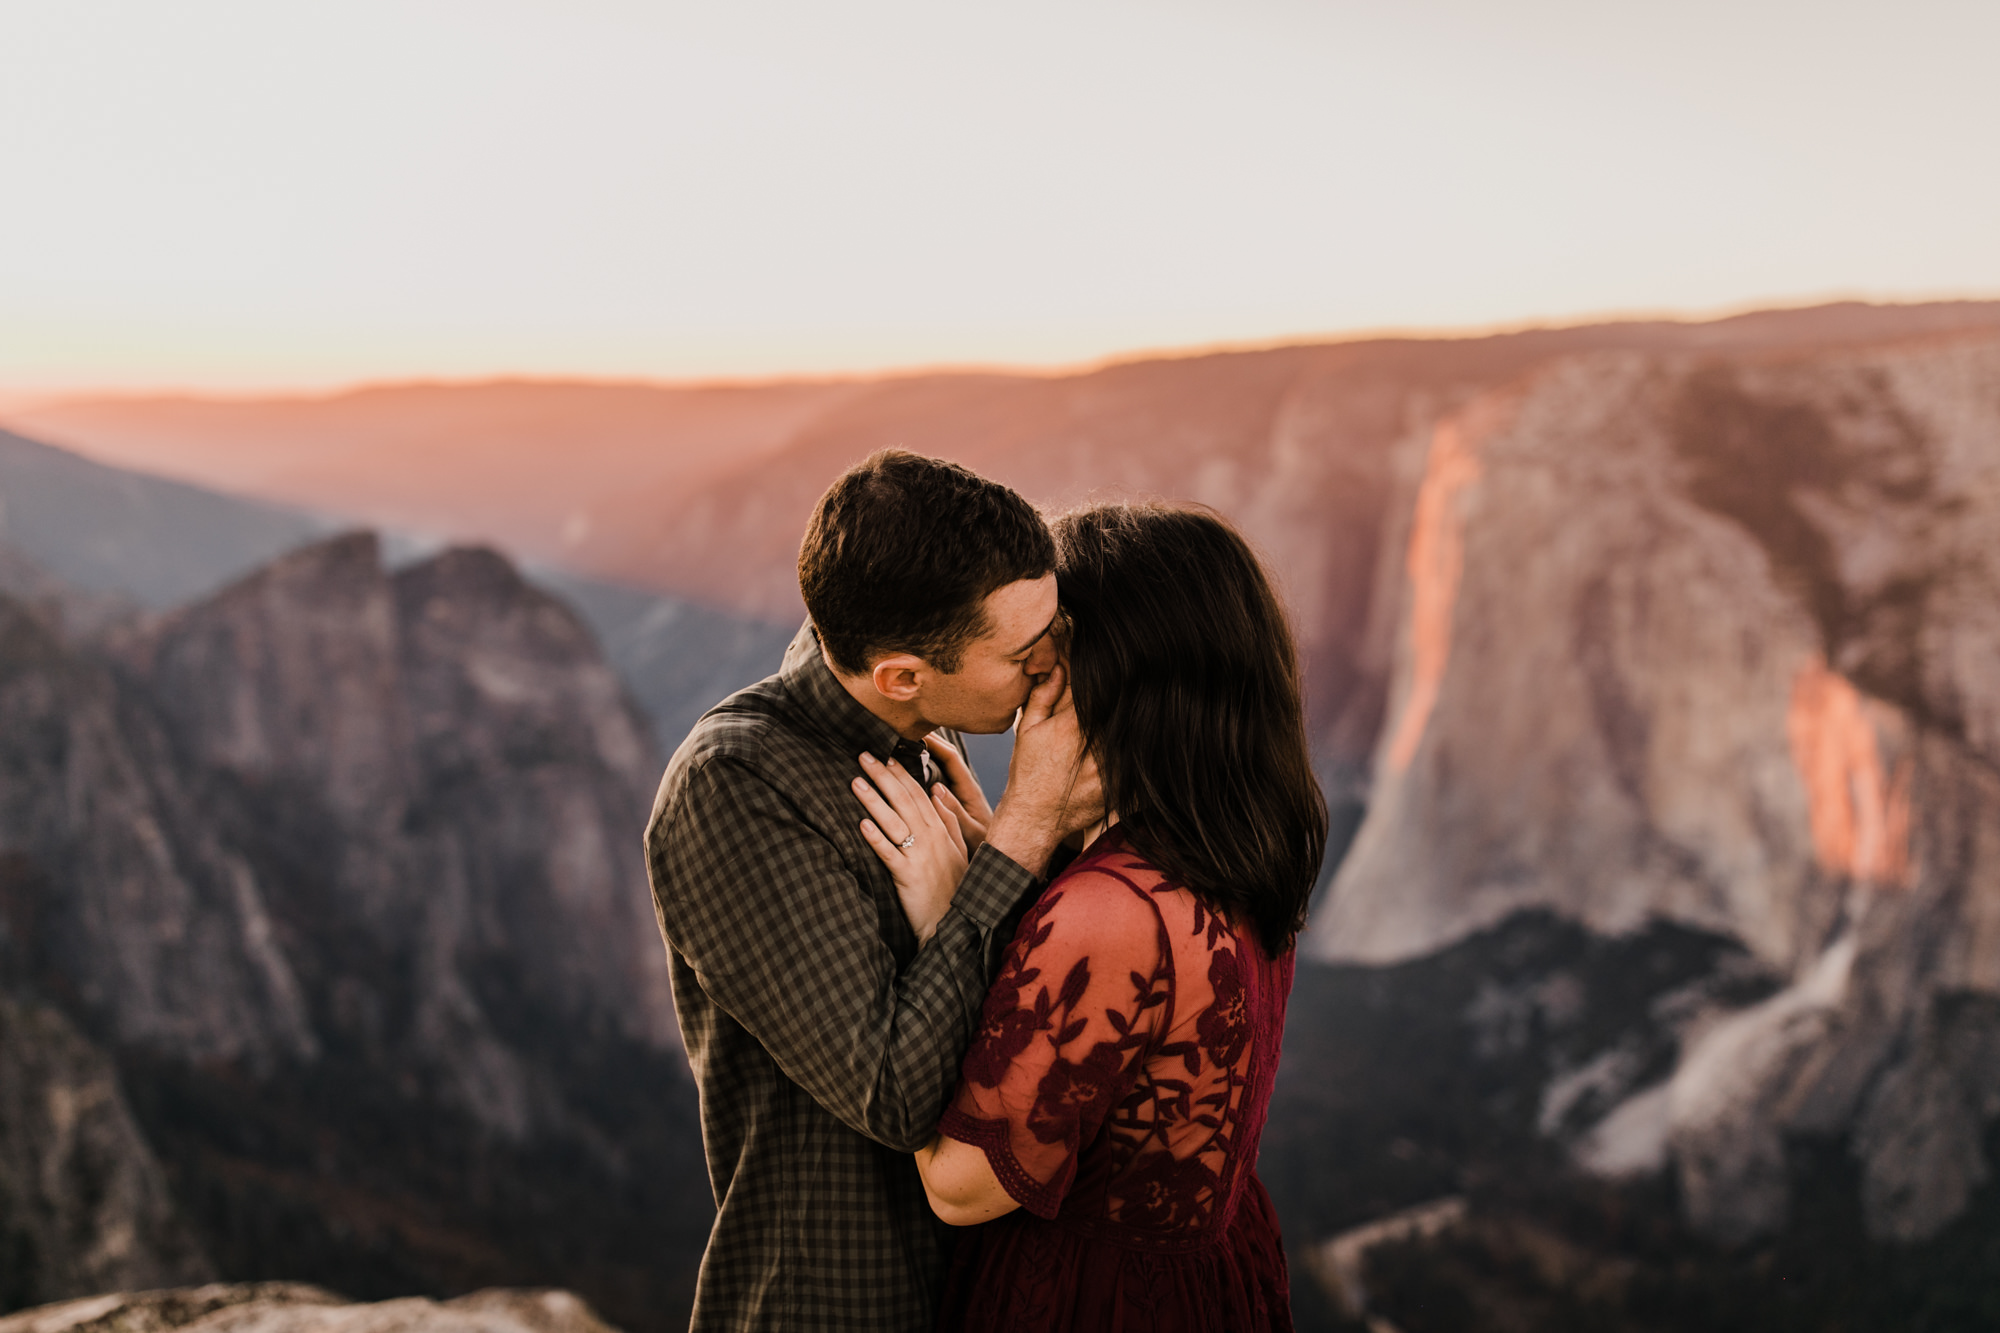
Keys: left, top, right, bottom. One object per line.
{"left": 853, "top": 751, "right": 969, "bottom": 945}
{"left": 924, "top": 734, "right": 992, "bottom": 852}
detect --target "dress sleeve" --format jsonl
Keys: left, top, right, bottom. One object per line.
{"left": 937, "top": 864, "right": 1172, "bottom": 1219}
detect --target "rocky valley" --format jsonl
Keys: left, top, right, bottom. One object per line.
{"left": 4, "top": 301, "right": 2000, "bottom": 1331}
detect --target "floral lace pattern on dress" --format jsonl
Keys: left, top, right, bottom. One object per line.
{"left": 938, "top": 828, "right": 1288, "bottom": 1242}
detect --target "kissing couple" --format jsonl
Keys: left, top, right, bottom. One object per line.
{"left": 647, "top": 451, "right": 1327, "bottom": 1332}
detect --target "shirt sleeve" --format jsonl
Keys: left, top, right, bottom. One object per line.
{"left": 937, "top": 865, "right": 1171, "bottom": 1219}
{"left": 648, "top": 754, "right": 1037, "bottom": 1152}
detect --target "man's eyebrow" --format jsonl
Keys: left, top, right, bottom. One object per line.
{"left": 1008, "top": 615, "right": 1058, "bottom": 657}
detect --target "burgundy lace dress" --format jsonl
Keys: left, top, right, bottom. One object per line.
{"left": 934, "top": 826, "right": 1296, "bottom": 1332}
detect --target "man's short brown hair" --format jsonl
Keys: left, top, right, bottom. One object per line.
{"left": 798, "top": 450, "right": 1054, "bottom": 677}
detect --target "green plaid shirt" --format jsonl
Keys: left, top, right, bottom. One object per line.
{"left": 646, "top": 622, "right": 1039, "bottom": 1332}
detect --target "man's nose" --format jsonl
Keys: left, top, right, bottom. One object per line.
{"left": 1026, "top": 638, "right": 1059, "bottom": 674}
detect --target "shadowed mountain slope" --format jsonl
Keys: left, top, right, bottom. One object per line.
{"left": 0, "top": 538, "right": 712, "bottom": 1330}
{"left": 0, "top": 426, "right": 794, "bottom": 759}
{"left": 3, "top": 381, "right": 863, "bottom": 582}
{"left": 0, "top": 995, "right": 213, "bottom": 1308}
{"left": 0, "top": 429, "right": 331, "bottom": 611}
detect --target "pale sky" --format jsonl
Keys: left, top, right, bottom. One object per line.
{"left": 3, "top": 0, "right": 1996, "bottom": 394}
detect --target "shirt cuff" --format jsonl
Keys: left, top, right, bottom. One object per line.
{"left": 948, "top": 842, "right": 1039, "bottom": 933}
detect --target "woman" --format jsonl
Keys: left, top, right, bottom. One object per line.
{"left": 854, "top": 503, "right": 1328, "bottom": 1332}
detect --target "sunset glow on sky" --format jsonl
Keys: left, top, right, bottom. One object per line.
{"left": 3, "top": 0, "right": 1997, "bottom": 395}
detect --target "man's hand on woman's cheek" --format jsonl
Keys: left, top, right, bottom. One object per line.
{"left": 983, "top": 666, "right": 1105, "bottom": 876}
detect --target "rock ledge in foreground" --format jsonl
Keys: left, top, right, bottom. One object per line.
{"left": 0, "top": 1285, "right": 622, "bottom": 1333}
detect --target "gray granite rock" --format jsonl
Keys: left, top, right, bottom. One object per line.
{"left": 0, "top": 999, "right": 211, "bottom": 1307}
{"left": 0, "top": 1285, "right": 618, "bottom": 1333}
{"left": 0, "top": 535, "right": 708, "bottom": 1324}
{"left": 1312, "top": 331, "right": 2000, "bottom": 1244}
{"left": 86, "top": 533, "right": 679, "bottom": 1136}
{"left": 0, "top": 592, "right": 319, "bottom": 1070}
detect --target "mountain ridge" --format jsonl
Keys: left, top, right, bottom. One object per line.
{"left": 7, "top": 301, "right": 2000, "bottom": 1329}
{"left": 0, "top": 535, "right": 711, "bottom": 1329}
{"left": 1304, "top": 328, "right": 2000, "bottom": 1264}
{"left": 17, "top": 302, "right": 1999, "bottom": 800}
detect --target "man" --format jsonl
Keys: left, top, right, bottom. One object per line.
{"left": 646, "top": 450, "right": 1100, "bottom": 1331}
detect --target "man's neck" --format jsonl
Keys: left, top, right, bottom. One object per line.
{"left": 824, "top": 646, "right": 933, "bottom": 743}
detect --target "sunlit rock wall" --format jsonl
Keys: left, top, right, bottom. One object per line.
{"left": 1311, "top": 332, "right": 2000, "bottom": 1243}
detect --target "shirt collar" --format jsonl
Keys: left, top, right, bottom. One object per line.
{"left": 779, "top": 619, "right": 915, "bottom": 766}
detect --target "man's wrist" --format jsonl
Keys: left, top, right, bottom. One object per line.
{"left": 983, "top": 810, "right": 1059, "bottom": 878}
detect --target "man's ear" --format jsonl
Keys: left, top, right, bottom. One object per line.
{"left": 869, "top": 653, "right": 926, "bottom": 703}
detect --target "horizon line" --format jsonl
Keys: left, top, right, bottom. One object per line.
{"left": 6, "top": 287, "right": 1998, "bottom": 411}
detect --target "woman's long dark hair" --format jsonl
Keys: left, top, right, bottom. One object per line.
{"left": 1056, "top": 503, "right": 1328, "bottom": 955}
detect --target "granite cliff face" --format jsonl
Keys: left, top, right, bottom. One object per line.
{"left": 1300, "top": 330, "right": 2000, "bottom": 1285}
{"left": 0, "top": 998, "right": 212, "bottom": 1308}
{"left": 0, "top": 537, "right": 708, "bottom": 1329}
{"left": 123, "top": 534, "right": 678, "bottom": 1102}
{"left": 0, "top": 587, "right": 302, "bottom": 1069}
